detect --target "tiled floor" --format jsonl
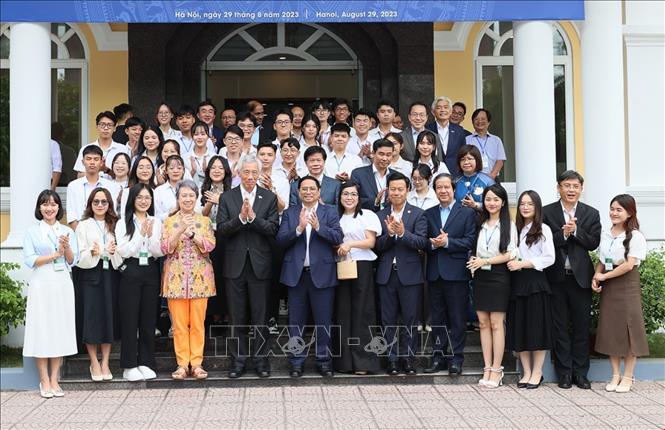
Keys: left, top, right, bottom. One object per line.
{"left": 1, "top": 381, "right": 663, "bottom": 429}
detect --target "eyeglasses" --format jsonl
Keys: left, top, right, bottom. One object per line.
{"left": 300, "top": 186, "right": 318, "bottom": 192}
{"left": 136, "top": 196, "right": 152, "bottom": 202}
{"left": 224, "top": 136, "right": 242, "bottom": 143}
{"left": 281, "top": 147, "right": 299, "bottom": 154}
{"left": 335, "top": 106, "right": 349, "bottom": 112}
{"left": 275, "top": 120, "right": 292, "bottom": 126}
{"left": 92, "top": 199, "right": 109, "bottom": 206}
{"left": 560, "top": 183, "right": 581, "bottom": 191}
{"left": 341, "top": 192, "right": 358, "bottom": 197}
{"left": 97, "top": 122, "right": 115, "bottom": 129}
{"left": 409, "top": 113, "right": 427, "bottom": 119}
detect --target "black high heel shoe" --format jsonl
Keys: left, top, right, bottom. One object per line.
{"left": 526, "top": 375, "right": 544, "bottom": 389}
{"left": 517, "top": 378, "right": 529, "bottom": 389}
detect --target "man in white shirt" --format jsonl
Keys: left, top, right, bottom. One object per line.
{"left": 348, "top": 108, "right": 374, "bottom": 165}
{"left": 67, "top": 145, "right": 121, "bottom": 230}
{"left": 50, "top": 138, "right": 63, "bottom": 191}
{"left": 74, "top": 111, "right": 131, "bottom": 178}
{"left": 324, "top": 123, "right": 363, "bottom": 182}
{"left": 256, "top": 141, "right": 290, "bottom": 214}
{"left": 368, "top": 99, "right": 402, "bottom": 143}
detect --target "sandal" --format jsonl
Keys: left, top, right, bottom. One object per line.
{"left": 171, "top": 366, "right": 188, "bottom": 380}
{"left": 191, "top": 366, "right": 208, "bottom": 380}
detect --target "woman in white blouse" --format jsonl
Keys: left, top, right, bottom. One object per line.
{"left": 334, "top": 182, "right": 382, "bottom": 375}
{"left": 407, "top": 164, "right": 438, "bottom": 210}
{"left": 467, "top": 184, "right": 517, "bottom": 388}
{"left": 506, "top": 191, "right": 555, "bottom": 389}
{"left": 114, "top": 183, "right": 163, "bottom": 382}
{"left": 154, "top": 155, "right": 186, "bottom": 221}
{"left": 75, "top": 188, "right": 123, "bottom": 382}
{"left": 592, "top": 194, "right": 649, "bottom": 393}
{"left": 385, "top": 132, "right": 413, "bottom": 176}
{"left": 411, "top": 130, "right": 449, "bottom": 177}
{"left": 23, "top": 190, "right": 78, "bottom": 398}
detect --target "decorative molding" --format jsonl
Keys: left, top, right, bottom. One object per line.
{"left": 623, "top": 25, "right": 665, "bottom": 47}
{"left": 0, "top": 187, "right": 68, "bottom": 214}
{"left": 433, "top": 22, "right": 473, "bottom": 51}
{"left": 626, "top": 185, "right": 665, "bottom": 205}
{"left": 87, "top": 23, "right": 127, "bottom": 51}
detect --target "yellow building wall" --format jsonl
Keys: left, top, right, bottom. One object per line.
{"left": 77, "top": 24, "right": 129, "bottom": 143}
{"left": 1, "top": 213, "right": 9, "bottom": 242}
{"left": 433, "top": 21, "right": 584, "bottom": 174}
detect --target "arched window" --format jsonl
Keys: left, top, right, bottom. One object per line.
{"left": 474, "top": 22, "right": 573, "bottom": 184}
{"left": 1, "top": 23, "right": 89, "bottom": 186}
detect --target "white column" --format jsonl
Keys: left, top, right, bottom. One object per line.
{"left": 513, "top": 21, "right": 557, "bottom": 203}
{"left": 2, "top": 23, "right": 51, "bottom": 249}
{"left": 581, "top": 1, "right": 625, "bottom": 222}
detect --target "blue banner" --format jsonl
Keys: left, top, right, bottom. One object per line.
{"left": 1, "top": 1, "right": 584, "bottom": 23}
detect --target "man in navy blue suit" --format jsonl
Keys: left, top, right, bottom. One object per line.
{"left": 277, "top": 176, "right": 343, "bottom": 378}
{"left": 424, "top": 173, "right": 477, "bottom": 376}
{"left": 426, "top": 96, "right": 467, "bottom": 178}
{"left": 375, "top": 172, "right": 429, "bottom": 375}
{"left": 289, "top": 146, "right": 341, "bottom": 207}
{"left": 351, "top": 138, "right": 396, "bottom": 212}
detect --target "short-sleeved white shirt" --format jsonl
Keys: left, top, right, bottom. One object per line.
{"left": 340, "top": 210, "right": 382, "bottom": 261}
{"left": 598, "top": 229, "right": 647, "bottom": 266}
{"left": 50, "top": 139, "right": 63, "bottom": 173}
{"left": 74, "top": 140, "right": 131, "bottom": 173}
{"left": 66, "top": 176, "right": 121, "bottom": 224}
{"left": 324, "top": 151, "right": 363, "bottom": 178}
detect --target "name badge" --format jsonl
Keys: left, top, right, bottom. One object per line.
{"left": 102, "top": 255, "right": 110, "bottom": 270}
{"left": 481, "top": 264, "right": 492, "bottom": 271}
{"left": 473, "top": 186, "right": 483, "bottom": 196}
{"left": 481, "top": 155, "right": 490, "bottom": 169}
{"left": 139, "top": 251, "right": 149, "bottom": 266}
{"left": 604, "top": 257, "right": 613, "bottom": 272}
{"left": 53, "top": 256, "right": 66, "bottom": 272}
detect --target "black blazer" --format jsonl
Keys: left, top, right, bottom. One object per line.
{"left": 401, "top": 125, "right": 443, "bottom": 164}
{"left": 216, "top": 186, "right": 279, "bottom": 280}
{"left": 542, "top": 200, "right": 601, "bottom": 288}
{"left": 425, "top": 122, "right": 466, "bottom": 178}
{"left": 350, "top": 165, "right": 396, "bottom": 212}
{"left": 289, "top": 175, "right": 341, "bottom": 207}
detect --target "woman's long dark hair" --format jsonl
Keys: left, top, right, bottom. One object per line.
{"left": 136, "top": 125, "right": 165, "bottom": 157}
{"left": 477, "top": 183, "right": 511, "bottom": 254}
{"left": 301, "top": 113, "right": 321, "bottom": 145}
{"left": 338, "top": 181, "right": 363, "bottom": 218}
{"left": 157, "top": 139, "right": 181, "bottom": 166}
{"left": 123, "top": 183, "right": 154, "bottom": 240}
{"left": 610, "top": 194, "right": 640, "bottom": 260}
{"left": 128, "top": 155, "right": 156, "bottom": 188}
{"left": 515, "top": 190, "right": 544, "bottom": 248}
{"left": 82, "top": 187, "right": 119, "bottom": 233}
{"left": 412, "top": 130, "right": 440, "bottom": 173}
{"left": 200, "top": 155, "right": 232, "bottom": 206}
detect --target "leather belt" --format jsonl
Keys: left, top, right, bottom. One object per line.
{"left": 392, "top": 263, "right": 398, "bottom": 271}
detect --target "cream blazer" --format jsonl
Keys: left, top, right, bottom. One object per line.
{"left": 75, "top": 218, "right": 123, "bottom": 269}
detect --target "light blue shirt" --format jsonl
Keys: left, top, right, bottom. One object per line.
{"left": 23, "top": 222, "right": 79, "bottom": 270}
{"left": 466, "top": 133, "right": 506, "bottom": 176}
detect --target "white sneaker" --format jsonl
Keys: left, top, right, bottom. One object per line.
{"left": 138, "top": 366, "right": 157, "bottom": 380}
{"left": 123, "top": 367, "right": 145, "bottom": 382}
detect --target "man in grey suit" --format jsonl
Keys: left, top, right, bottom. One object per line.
{"left": 289, "top": 146, "right": 341, "bottom": 206}
{"left": 217, "top": 154, "right": 279, "bottom": 379}
{"left": 401, "top": 101, "right": 443, "bottom": 163}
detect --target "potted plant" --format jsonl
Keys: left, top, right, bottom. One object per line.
{"left": 0, "top": 262, "right": 26, "bottom": 368}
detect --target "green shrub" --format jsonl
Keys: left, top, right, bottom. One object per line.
{"left": 0, "top": 262, "right": 26, "bottom": 338}
{"left": 590, "top": 248, "right": 665, "bottom": 334}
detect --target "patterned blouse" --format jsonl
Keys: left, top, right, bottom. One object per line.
{"left": 160, "top": 212, "right": 216, "bottom": 299}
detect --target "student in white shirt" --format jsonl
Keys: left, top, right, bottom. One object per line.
{"left": 312, "top": 100, "right": 332, "bottom": 150}
{"left": 368, "top": 99, "right": 402, "bottom": 142}
{"left": 233, "top": 112, "right": 259, "bottom": 159}
{"left": 186, "top": 121, "right": 217, "bottom": 188}
{"left": 123, "top": 117, "right": 144, "bottom": 159}
{"left": 155, "top": 139, "right": 192, "bottom": 186}
{"left": 217, "top": 125, "right": 246, "bottom": 188}
{"left": 119, "top": 156, "right": 156, "bottom": 218}
{"left": 257, "top": 142, "right": 290, "bottom": 214}
{"left": 74, "top": 111, "right": 131, "bottom": 178}
{"left": 407, "top": 164, "right": 438, "bottom": 210}
{"left": 506, "top": 190, "right": 556, "bottom": 390}
{"left": 349, "top": 109, "right": 374, "bottom": 165}
{"left": 134, "top": 125, "right": 164, "bottom": 169}
{"left": 154, "top": 155, "right": 186, "bottom": 221}
{"left": 413, "top": 130, "right": 449, "bottom": 179}
{"left": 175, "top": 105, "right": 196, "bottom": 157}
{"left": 275, "top": 137, "right": 308, "bottom": 184}
{"left": 67, "top": 145, "right": 121, "bottom": 230}
{"left": 385, "top": 132, "right": 413, "bottom": 176}
{"left": 110, "top": 153, "right": 131, "bottom": 190}
{"left": 155, "top": 102, "right": 182, "bottom": 141}
{"left": 300, "top": 113, "right": 322, "bottom": 152}
{"left": 324, "top": 123, "right": 363, "bottom": 182}
{"left": 114, "top": 183, "right": 163, "bottom": 382}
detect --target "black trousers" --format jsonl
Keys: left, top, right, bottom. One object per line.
{"left": 551, "top": 274, "right": 592, "bottom": 378}
{"left": 267, "top": 243, "right": 286, "bottom": 320}
{"left": 224, "top": 256, "right": 270, "bottom": 367}
{"left": 72, "top": 266, "right": 84, "bottom": 352}
{"left": 379, "top": 270, "right": 421, "bottom": 363}
{"left": 429, "top": 279, "right": 468, "bottom": 365}
{"left": 207, "top": 247, "right": 227, "bottom": 319}
{"left": 334, "top": 261, "right": 381, "bottom": 373}
{"left": 118, "top": 258, "right": 160, "bottom": 369}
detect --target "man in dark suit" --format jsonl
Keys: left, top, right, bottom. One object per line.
{"left": 197, "top": 100, "right": 224, "bottom": 151}
{"left": 426, "top": 97, "right": 467, "bottom": 178}
{"left": 375, "top": 172, "right": 429, "bottom": 375}
{"left": 450, "top": 102, "right": 473, "bottom": 137}
{"left": 290, "top": 146, "right": 341, "bottom": 206}
{"left": 543, "top": 170, "right": 601, "bottom": 390}
{"left": 247, "top": 99, "right": 274, "bottom": 143}
{"left": 277, "top": 176, "right": 343, "bottom": 378}
{"left": 401, "top": 101, "right": 443, "bottom": 163}
{"left": 217, "top": 154, "right": 279, "bottom": 379}
{"left": 351, "top": 138, "right": 396, "bottom": 212}
{"left": 423, "top": 173, "right": 477, "bottom": 376}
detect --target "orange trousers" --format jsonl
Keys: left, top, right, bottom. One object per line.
{"left": 167, "top": 298, "right": 208, "bottom": 367}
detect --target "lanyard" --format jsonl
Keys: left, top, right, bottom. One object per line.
{"left": 93, "top": 220, "right": 107, "bottom": 246}
{"left": 464, "top": 174, "right": 480, "bottom": 191}
{"left": 608, "top": 235, "right": 621, "bottom": 254}
{"left": 334, "top": 153, "right": 346, "bottom": 171}
{"left": 484, "top": 223, "right": 499, "bottom": 251}
{"left": 181, "top": 137, "right": 194, "bottom": 154}
{"left": 475, "top": 135, "right": 490, "bottom": 155}
{"left": 46, "top": 224, "right": 60, "bottom": 250}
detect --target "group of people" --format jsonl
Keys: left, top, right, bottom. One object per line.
{"left": 24, "top": 96, "right": 649, "bottom": 398}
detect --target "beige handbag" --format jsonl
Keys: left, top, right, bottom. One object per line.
{"left": 337, "top": 256, "right": 358, "bottom": 280}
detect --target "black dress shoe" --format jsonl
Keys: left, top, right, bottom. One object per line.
{"left": 448, "top": 363, "right": 462, "bottom": 376}
{"left": 573, "top": 374, "right": 591, "bottom": 389}
{"left": 387, "top": 362, "right": 399, "bottom": 376}
{"left": 527, "top": 376, "right": 544, "bottom": 389}
{"left": 228, "top": 365, "right": 245, "bottom": 379}
{"left": 255, "top": 365, "right": 271, "bottom": 378}
{"left": 517, "top": 381, "right": 528, "bottom": 389}
{"left": 424, "top": 359, "right": 447, "bottom": 374}
{"left": 403, "top": 360, "right": 417, "bottom": 376}
{"left": 289, "top": 364, "right": 303, "bottom": 378}
{"left": 317, "top": 364, "right": 334, "bottom": 378}
{"left": 558, "top": 374, "right": 572, "bottom": 389}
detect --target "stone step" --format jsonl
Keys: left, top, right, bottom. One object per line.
{"left": 60, "top": 368, "right": 520, "bottom": 390}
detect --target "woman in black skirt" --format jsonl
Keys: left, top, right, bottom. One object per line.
{"left": 467, "top": 184, "right": 517, "bottom": 388}
{"left": 75, "top": 187, "right": 123, "bottom": 381}
{"left": 506, "top": 190, "right": 555, "bottom": 389}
